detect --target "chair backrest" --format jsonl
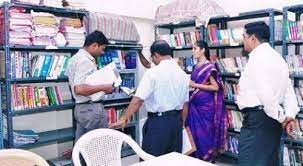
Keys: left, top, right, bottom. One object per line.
{"left": 72, "top": 128, "right": 155, "bottom": 166}
{"left": 0, "top": 149, "right": 49, "bottom": 166}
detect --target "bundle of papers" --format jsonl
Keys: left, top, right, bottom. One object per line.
{"left": 85, "top": 62, "right": 122, "bottom": 101}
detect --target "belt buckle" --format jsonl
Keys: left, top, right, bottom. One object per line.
{"left": 157, "top": 112, "right": 163, "bottom": 116}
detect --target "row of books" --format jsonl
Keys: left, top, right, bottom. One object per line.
{"left": 174, "top": 56, "right": 197, "bottom": 73}
{"left": 226, "top": 134, "right": 239, "bottom": 155}
{"left": 97, "top": 50, "right": 137, "bottom": 70}
{"left": 286, "top": 55, "right": 303, "bottom": 75}
{"left": 0, "top": 51, "right": 71, "bottom": 79}
{"left": 157, "top": 31, "right": 201, "bottom": 48}
{"left": 223, "top": 82, "right": 239, "bottom": 101}
{"left": 227, "top": 109, "right": 243, "bottom": 132}
{"left": 216, "top": 56, "right": 248, "bottom": 73}
{"left": 285, "top": 21, "right": 303, "bottom": 42}
{"left": 284, "top": 146, "right": 303, "bottom": 166}
{"left": 207, "top": 25, "right": 243, "bottom": 46}
{"left": 207, "top": 20, "right": 282, "bottom": 46}
{"left": 11, "top": 85, "right": 64, "bottom": 111}
{"left": 120, "top": 74, "right": 136, "bottom": 89}
{"left": 107, "top": 107, "right": 136, "bottom": 124}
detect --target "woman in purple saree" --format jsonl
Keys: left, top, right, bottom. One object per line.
{"left": 185, "top": 41, "right": 227, "bottom": 162}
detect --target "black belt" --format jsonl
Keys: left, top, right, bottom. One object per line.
{"left": 147, "top": 110, "right": 181, "bottom": 117}
{"left": 76, "top": 100, "right": 104, "bottom": 105}
{"left": 241, "top": 105, "right": 264, "bottom": 112}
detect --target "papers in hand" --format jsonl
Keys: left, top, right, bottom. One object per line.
{"left": 85, "top": 62, "right": 122, "bottom": 101}
{"left": 120, "top": 86, "right": 135, "bottom": 96}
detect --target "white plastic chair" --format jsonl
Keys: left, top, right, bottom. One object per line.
{"left": 72, "top": 128, "right": 155, "bottom": 166}
{"left": 0, "top": 149, "right": 49, "bottom": 166}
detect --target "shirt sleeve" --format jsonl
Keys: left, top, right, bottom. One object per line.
{"left": 250, "top": 59, "right": 286, "bottom": 123}
{"left": 134, "top": 71, "right": 155, "bottom": 100}
{"left": 283, "top": 78, "right": 299, "bottom": 119}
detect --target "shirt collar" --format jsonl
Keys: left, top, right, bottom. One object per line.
{"left": 158, "top": 58, "right": 173, "bottom": 65}
{"left": 79, "top": 49, "right": 95, "bottom": 63}
{"left": 249, "top": 42, "right": 270, "bottom": 57}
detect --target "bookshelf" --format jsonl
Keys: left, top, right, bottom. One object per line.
{"left": 154, "top": 20, "right": 204, "bottom": 73}
{"left": 282, "top": 4, "right": 303, "bottom": 165}
{"left": 0, "top": 1, "right": 88, "bottom": 154}
{"left": 0, "top": 1, "right": 142, "bottom": 162}
{"left": 205, "top": 9, "right": 283, "bottom": 160}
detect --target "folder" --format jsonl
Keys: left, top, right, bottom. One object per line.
{"left": 182, "top": 127, "right": 197, "bottom": 155}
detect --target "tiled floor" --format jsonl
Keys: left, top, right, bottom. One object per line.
{"left": 121, "top": 154, "right": 237, "bottom": 166}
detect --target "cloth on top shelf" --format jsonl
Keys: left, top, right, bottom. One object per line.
{"left": 87, "top": 12, "right": 140, "bottom": 42}
{"left": 155, "top": 0, "right": 227, "bottom": 26}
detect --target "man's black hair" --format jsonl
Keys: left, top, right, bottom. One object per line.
{"left": 150, "top": 40, "right": 173, "bottom": 56}
{"left": 244, "top": 21, "right": 270, "bottom": 43}
{"left": 84, "top": 30, "right": 109, "bottom": 47}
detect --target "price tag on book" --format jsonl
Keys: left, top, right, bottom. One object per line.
{"left": 175, "top": 46, "right": 183, "bottom": 49}
{"left": 235, "top": 73, "right": 240, "bottom": 77}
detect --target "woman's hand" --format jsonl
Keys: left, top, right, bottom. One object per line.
{"left": 189, "top": 80, "right": 196, "bottom": 88}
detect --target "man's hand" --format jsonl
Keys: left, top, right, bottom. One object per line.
{"left": 109, "top": 116, "right": 128, "bottom": 130}
{"left": 285, "top": 120, "right": 296, "bottom": 137}
{"left": 103, "top": 84, "right": 114, "bottom": 94}
{"left": 282, "top": 117, "right": 298, "bottom": 138}
{"left": 282, "top": 117, "right": 294, "bottom": 129}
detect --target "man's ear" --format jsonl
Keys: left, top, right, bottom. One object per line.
{"left": 251, "top": 34, "right": 256, "bottom": 41}
{"left": 154, "top": 52, "right": 161, "bottom": 58}
{"left": 91, "top": 42, "right": 99, "bottom": 48}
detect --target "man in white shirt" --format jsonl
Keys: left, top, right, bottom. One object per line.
{"left": 237, "top": 21, "right": 299, "bottom": 165}
{"left": 111, "top": 40, "right": 189, "bottom": 156}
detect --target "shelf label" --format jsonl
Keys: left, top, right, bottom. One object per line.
{"left": 235, "top": 73, "right": 240, "bottom": 77}
{"left": 175, "top": 46, "right": 182, "bottom": 49}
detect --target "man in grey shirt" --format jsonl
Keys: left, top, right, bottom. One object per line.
{"left": 65, "top": 30, "right": 114, "bottom": 142}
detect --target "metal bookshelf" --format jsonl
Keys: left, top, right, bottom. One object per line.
{"left": 0, "top": 1, "right": 141, "bottom": 159}
{"left": 281, "top": 4, "right": 303, "bottom": 165}
{"left": 0, "top": 2, "right": 89, "bottom": 149}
